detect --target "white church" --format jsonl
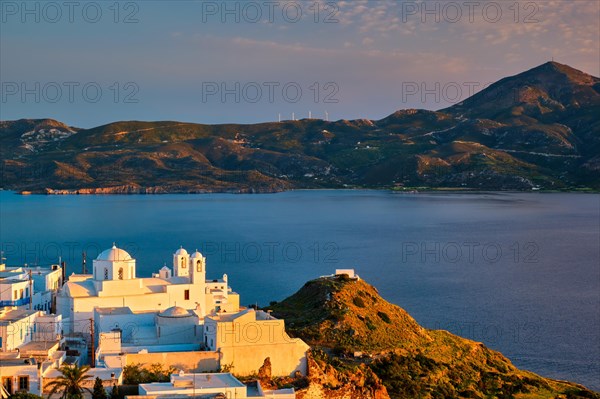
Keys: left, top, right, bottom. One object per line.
{"left": 57, "top": 245, "right": 240, "bottom": 334}
{"left": 56, "top": 244, "right": 309, "bottom": 378}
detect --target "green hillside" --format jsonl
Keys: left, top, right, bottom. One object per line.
{"left": 268, "top": 275, "right": 599, "bottom": 399}
{"left": 1, "top": 62, "right": 599, "bottom": 193}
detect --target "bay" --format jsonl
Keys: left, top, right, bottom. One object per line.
{"left": 1, "top": 190, "right": 598, "bottom": 390}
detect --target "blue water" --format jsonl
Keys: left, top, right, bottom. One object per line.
{"left": 1, "top": 190, "right": 598, "bottom": 390}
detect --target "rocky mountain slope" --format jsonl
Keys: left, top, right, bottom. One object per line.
{"left": 1, "top": 62, "right": 599, "bottom": 193}
{"left": 267, "top": 275, "right": 599, "bottom": 399}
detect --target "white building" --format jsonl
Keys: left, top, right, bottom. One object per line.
{"left": 204, "top": 309, "right": 309, "bottom": 377}
{"left": 0, "top": 350, "right": 123, "bottom": 397}
{"left": 0, "top": 308, "right": 62, "bottom": 354}
{"left": 0, "top": 308, "right": 64, "bottom": 397}
{"left": 335, "top": 269, "right": 359, "bottom": 280}
{"left": 95, "top": 306, "right": 309, "bottom": 378}
{"left": 0, "top": 258, "right": 130, "bottom": 398}
{"left": 0, "top": 355, "right": 41, "bottom": 396}
{"left": 57, "top": 245, "right": 240, "bottom": 334}
{"left": 42, "top": 367, "right": 123, "bottom": 396}
{"left": 0, "top": 262, "right": 63, "bottom": 312}
{"left": 94, "top": 306, "right": 205, "bottom": 365}
{"left": 58, "top": 244, "right": 308, "bottom": 379}
{"left": 0, "top": 308, "right": 38, "bottom": 352}
{"left": 134, "top": 372, "right": 295, "bottom": 399}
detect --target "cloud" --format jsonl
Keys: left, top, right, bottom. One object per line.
{"left": 329, "top": 0, "right": 598, "bottom": 71}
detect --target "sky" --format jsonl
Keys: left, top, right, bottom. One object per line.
{"left": 1, "top": 0, "right": 599, "bottom": 128}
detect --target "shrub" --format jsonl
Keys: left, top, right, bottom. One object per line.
{"left": 365, "top": 317, "right": 377, "bottom": 331}
{"left": 109, "top": 384, "right": 120, "bottom": 399}
{"left": 352, "top": 297, "right": 366, "bottom": 308}
{"left": 377, "top": 311, "right": 391, "bottom": 324}
{"left": 123, "top": 363, "right": 175, "bottom": 385}
{"left": 92, "top": 377, "right": 107, "bottom": 399}
{"left": 9, "top": 393, "right": 44, "bottom": 399}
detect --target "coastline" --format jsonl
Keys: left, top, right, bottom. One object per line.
{"left": 9, "top": 186, "right": 600, "bottom": 195}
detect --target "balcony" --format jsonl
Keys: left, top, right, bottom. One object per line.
{"left": 0, "top": 298, "right": 30, "bottom": 307}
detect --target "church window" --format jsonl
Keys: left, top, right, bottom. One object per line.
{"left": 184, "top": 290, "right": 190, "bottom": 300}
{"left": 104, "top": 268, "right": 109, "bottom": 280}
{"left": 196, "top": 260, "right": 202, "bottom": 272}
{"left": 118, "top": 268, "right": 123, "bottom": 280}
{"left": 181, "top": 258, "right": 186, "bottom": 268}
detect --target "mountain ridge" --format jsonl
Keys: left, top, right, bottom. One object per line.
{"left": 2, "top": 62, "right": 599, "bottom": 193}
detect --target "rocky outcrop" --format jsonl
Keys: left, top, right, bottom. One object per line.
{"left": 296, "top": 352, "right": 389, "bottom": 399}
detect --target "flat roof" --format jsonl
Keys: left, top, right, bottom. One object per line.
{"left": 0, "top": 358, "right": 37, "bottom": 367}
{"left": 0, "top": 271, "right": 24, "bottom": 278}
{"left": 95, "top": 307, "right": 134, "bottom": 315}
{"left": 141, "top": 373, "right": 244, "bottom": 392}
{"left": 19, "top": 341, "right": 59, "bottom": 353}
{"left": 0, "top": 309, "right": 37, "bottom": 324}
{"left": 205, "top": 308, "right": 251, "bottom": 322}
{"left": 44, "top": 368, "right": 122, "bottom": 380}
{"left": 206, "top": 308, "right": 275, "bottom": 323}
{"left": 3, "top": 265, "right": 59, "bottom": 272}
{"left": 0, "top": 278, "right": 28, "bottom": 284}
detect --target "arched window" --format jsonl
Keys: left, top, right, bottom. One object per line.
{"left": 181, "top": 258, "right": 186, "bottom": 268}
{"left": 104, "top": 268, "right": 109, "bottom": 280}
{"left": 118, "top": 268, "right": 124, "bottom": 280}
{"left": 196, "top": 260, "right": 202, "bottom": 272}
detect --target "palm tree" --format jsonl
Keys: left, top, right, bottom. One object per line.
{"left": 45, "top": 364, "right": 92, "bottom": 399}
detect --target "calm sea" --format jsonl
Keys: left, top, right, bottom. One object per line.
{"left": 1, "top": 190, "right": 598, "bottom": 390}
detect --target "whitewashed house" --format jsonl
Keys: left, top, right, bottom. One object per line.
{"left": 0, "top": 262, "right": 63, "bottom": 312}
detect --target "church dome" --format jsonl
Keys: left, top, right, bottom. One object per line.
{"left": 158, "top": 306, "right": 192, "bottom": 318}
{"left": 97, "top": 245, "right": 132, "bottom": 261}
{"left": 175, "top": 247, "right": 188, "bottom": 256}
{"left": 190, "top": 250, "right": 203, "bottom": 258}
